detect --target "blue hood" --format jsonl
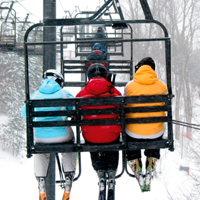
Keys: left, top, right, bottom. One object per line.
{"left": 39, "top": 79, "right": 61, "bottom": 94}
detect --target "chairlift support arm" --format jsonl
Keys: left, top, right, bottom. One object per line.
{"left": 5, "top": 1, "right": 14, "bottom": 22}
{"left": 114, "top": 0, "right": 124, "bottom": 20}
{"left": 21, "top": 13, "right": 30, "bottom": 31}
{"left": 140, "top": 0, "right": 153, "bottom": 20}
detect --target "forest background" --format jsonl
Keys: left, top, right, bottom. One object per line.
{"left": 0, "top": 0, "right": 200, "bottom": 199}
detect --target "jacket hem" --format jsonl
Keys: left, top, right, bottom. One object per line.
{"left": 126, "top": 128, "right": 164, "bottom": 139}
{"left": 35, "top": 133, "right": 74, "bottom": 144}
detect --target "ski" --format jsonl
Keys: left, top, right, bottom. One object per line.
{"left": 39, "top": 192, "right": 47, "bottom": 200}
{"left": 62, "top": 172, "right": 74, "bottom": 200}
{"left": 107, "top": 180, "right": 115, "bottom": 200}
{"left": 98, "top": 178, "right": 106, "bottom": 200}
{"left": 62, "top": 191, "right": 70, "bottom": 200}
{"left": 38, "top": 178, "right": 47, "bottom": 200}
{"left": 128, "top": 159, "right": 145, "bottom": 192}
{"left": 135, "top": 172, "right": 145, "bottom": 192}
{"left": 143, "top": 166, "right": 152, "bottom": 192}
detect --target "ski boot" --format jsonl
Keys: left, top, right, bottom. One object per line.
{"left": 144, "top": 157, "right": 157, "bottom": 191}
{"left": 97, "top": 170, "right": 106, "bottom": 200}
{"left": 146, "top": 156, "right": 157, "bottom": 172}
{"left": 128, "top": 158, "right": 144, "bottom": 191}
{"left": 37, "top": 177, "right": 47, "bottom": 200}
{"left": 62, "top": 171, "right": 75, "bottom": 200}
{"left": 107, "top": 170, "right": 116, "bottom": 200}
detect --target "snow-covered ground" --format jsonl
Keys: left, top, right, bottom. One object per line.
{"left": 0, "top": 102, "right": 196, "bottom": 200}
{"left": 0, "top": 142, "right": 193, "bottom": 200}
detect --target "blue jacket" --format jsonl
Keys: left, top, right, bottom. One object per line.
{"left": 21, "top": 79, "right": 74, "bottom": 139}
{"left": 94, "top": 33, "right": 107, "bottom": 52}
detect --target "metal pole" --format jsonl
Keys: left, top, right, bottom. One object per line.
{"left": 43, "top": 0, "right": 56, "bottom": 72}
{"left": 46, "top": 153, "right": 56, "bottom": 200}
{"left": 43, "top": 1, "right": 56, "bottom": 200}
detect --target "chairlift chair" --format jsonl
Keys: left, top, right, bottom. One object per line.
{"left": 23, "top": 0, "right": 174, "bottom": 184}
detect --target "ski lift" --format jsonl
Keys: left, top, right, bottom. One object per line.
{"left": 0, "top": 2, "right": 16, "bottom": 49}
{"left": 72, "top": 0, "right": 126, "bottom": 57}
{"left": 73, "top": 23, "right": 126, "bottom": 57}
{"left": 23, "top": 0, "right": 174, "bottom": 185}
{"left": 0, "top": 21, "right": 16, "bottom": 47}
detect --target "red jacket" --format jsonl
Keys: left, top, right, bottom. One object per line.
{"left": 76, "top": 77, "right": 122, "bottom": 143}
{"left": 87, "top": 50, "right": 108, "bottom": 67}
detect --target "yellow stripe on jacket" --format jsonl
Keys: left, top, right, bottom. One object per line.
{"left": 124, "top": 65, "right": 168, "bottom": 138}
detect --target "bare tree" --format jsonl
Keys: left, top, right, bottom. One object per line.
{"left": 120, "top": 0, "right": 200, "bottom": 139}
{"left": 0, "top": 51, "right": 42, "bottom": 156}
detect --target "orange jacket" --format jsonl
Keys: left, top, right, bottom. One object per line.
{"left": 124, "top": 65, "right": 167, "bottom": 139}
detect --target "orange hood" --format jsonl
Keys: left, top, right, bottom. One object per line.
{"left": 134, "top": 65, "right": 158, "bottom": 85}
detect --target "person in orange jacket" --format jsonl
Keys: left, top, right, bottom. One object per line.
{"left": 124, "top": 57, "right": 167, "bottom": 188}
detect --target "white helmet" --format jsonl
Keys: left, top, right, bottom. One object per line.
{"left": 43, "top": 69, "right": 64, "bottom": 86}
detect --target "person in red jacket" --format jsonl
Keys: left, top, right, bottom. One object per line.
{"left": 76, "top": 63, "right": 122, "bottom": 198}
{"left": 86, "top": 43, "right": 108, "bottom": 67}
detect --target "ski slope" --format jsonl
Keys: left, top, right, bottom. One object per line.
{"left": 0, "top": 144, "right": 193, "bottom": 200}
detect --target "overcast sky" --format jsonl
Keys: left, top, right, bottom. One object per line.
{"left": 10, "top": 0, "right": 104, "bottom": 23}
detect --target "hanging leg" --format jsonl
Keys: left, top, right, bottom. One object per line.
{"left": 107, "top": 170, "right": 116, "bottom": 200}
{"left": 34, "top": 154, "right": 50, "bottom": 200}
{"left": 62, "top": 172, "right": 75, "bottom": 200}
{"left": 61, "top": 152, "right": 77, "bottom": 200}
{"left": 37, "top": 177, "right": 47, "bottom": 200}
{"left": 143, "top": 157, "right": 157, "bottom": 192}
{"left": 128, "top": 158, "right": 144, "bottom": 192}
{"left": 97, "top": 170, "right": 106, "bottom": 200}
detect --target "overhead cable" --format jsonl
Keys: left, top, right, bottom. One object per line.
{"left": 172, "top": 120, "right": 200, "bottom": 131}
{"left": 58, "top": 0, "right": 65, "bottom": 16}
{"left": 15, "top": 0, "right": 41, "bottom": 20}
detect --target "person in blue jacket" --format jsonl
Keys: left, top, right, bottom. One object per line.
{"left": 21, "top": 69, "right": 76, "bottom": 200}
{"left": 94, "top": 27, "right": 107, "bottom": 52}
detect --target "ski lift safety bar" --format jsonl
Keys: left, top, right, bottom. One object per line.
{"left": 26, "top": 95, "right": 174, "bottom": 158}
{"left": 24, "top": 19, "right": 170, "bottom": 43}
{"left": 24, "top": 19, "right": 172, "bottom": 95}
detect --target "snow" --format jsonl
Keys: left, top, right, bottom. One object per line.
{"left": 0, "top": 144, "right": 193, "bottom": 200}
{"left": 0, "top": 114, "right": 194, "bottom": 200}
{"left": 0, "top": 72, "right": 195, "bottom": 199}
{"left": 0, "top": 150, "right": 37, "bottom": 199}
{"left": 0, "top": 115, "right": 8, "bottom": 125}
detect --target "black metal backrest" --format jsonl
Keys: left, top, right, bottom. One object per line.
{"left": 62, "top": 59, "right": 133, "bottom": 87}
{"left": 26, "top": 95, "right": 174, "bottom": 158}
